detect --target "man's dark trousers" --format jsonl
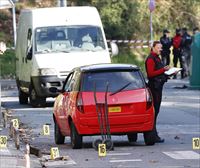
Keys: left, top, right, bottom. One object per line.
{"left": 148, "top": 82, "right": 163, "bottom": 136}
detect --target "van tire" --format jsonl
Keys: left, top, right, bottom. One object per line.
{"left": 19, "top": 89, "right": 28, "bottom": 104}
{"left": 29, "top": 86, "right": 46, "bottom": 107}
{"left": 143, "top": 131, "right": 156, "bottom": 146}
{"left": 54, "top": 121, "right": 65, "bottom": 144}
{"left": 70, "top": 122, "right": 82, "bottom": 149}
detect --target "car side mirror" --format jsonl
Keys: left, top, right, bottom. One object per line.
{"left": 110, "top": 42, "right": 119, "bottom": 57}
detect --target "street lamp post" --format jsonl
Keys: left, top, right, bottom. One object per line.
{"left": 57, "top": 0, "right": 67, "bottom": 7}
{"left": 148, "top": 0, "right": 155, "bottom": 46}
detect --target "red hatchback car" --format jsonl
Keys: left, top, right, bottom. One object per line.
{"left": 51, "top": 64, "right": 155, "bottom": 149}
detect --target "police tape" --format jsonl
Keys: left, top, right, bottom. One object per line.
{"left": 107, "top": 40, "right": 150, "bottom": 43}
{"left": 107, "top": 40, "right": 152, "bottom": 48}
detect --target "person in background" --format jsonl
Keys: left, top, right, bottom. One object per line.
{"left": 172, "top": 28, "right": 182, "bottom": 79}
{"left": 145, "top": 41, "right": 170, "bottom": 143}
{"left": 160, "top": 29, "right": 172, "bottom": 66}
{"left": 180, "top": 27, "right": 192, "bottom": 78}
{"left": 192, "top": 27, "right": 199, "bottom": 41}
{"left": 193, "top": 27, "right": 199, "bottom": 36}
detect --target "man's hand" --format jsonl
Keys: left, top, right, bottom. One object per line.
{"left": 164, "top": 66, "right": 170, "bottom": 71}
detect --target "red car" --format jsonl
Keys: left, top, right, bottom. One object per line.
{"left": 51, "top": 64, "right": 155, "bottom": 149}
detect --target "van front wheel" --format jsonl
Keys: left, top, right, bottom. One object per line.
{"left": 19, "top": 89, "right": 28, "bottom": 104}
{"left": 29, "top": 86, "right": 46, "bottom": 107}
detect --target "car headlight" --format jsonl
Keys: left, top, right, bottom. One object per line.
{"left": 38, "top": 68, "right": 57, "bottom": 76}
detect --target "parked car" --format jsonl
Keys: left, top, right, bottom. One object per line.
{"left": 51, "top": 64, "right": 155, "bottom": 149}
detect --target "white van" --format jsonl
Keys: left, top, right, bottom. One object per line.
{"left": 15, "top": 6, "right": 118, "bottom": 107}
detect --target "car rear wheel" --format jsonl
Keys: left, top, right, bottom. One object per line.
{"left": 54, "top": 121, "right": 65, "bottom": 144}
{"left": 19, "top": 89, "right": 28, "bottom": 104}
{"left": 143, "top": 130, "right": 156, "bottom": 146}
{"left": 29, "top": 86, "right": 46, "bottom": 107}
{"left": 127, "top": 133, "right": 138, "bottom": 142}
{"left": 70, "top": 122, "right": 82, "bottom": 149}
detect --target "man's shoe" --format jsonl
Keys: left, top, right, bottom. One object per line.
{"left": 155, "top": 137, "right": 165, "bottom": 143}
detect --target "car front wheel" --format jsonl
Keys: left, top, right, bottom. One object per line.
{"left": 70, "top": 122, "right": 82, "bottom": 149}
{"left": 54, "top": 121, "right": 65, "bottom": 144}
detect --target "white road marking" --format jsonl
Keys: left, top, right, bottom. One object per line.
{"left": 109, "top": 159, "right": 142, "bottom": 163}
{"left": 160, "top": 166, "right": 184, "bottom": 168}
{"left": 163, "top": 150, "right": 200, "bottom": 160}
{"left": 107, "top": 152, "right": 131, "bottom": 156}
{"left": 0, "top": 148, "right": 11, "bottom": 154}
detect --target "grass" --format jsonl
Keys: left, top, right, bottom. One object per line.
{"left": 111, "top": 47, "right": 148, "bottom": 74}
{"left": 0, "top": 49, "right": 15, "bottom": 78}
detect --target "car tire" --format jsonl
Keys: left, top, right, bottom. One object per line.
{"left": 29, "top": 85, "right": 46, "bottom": 107}
{"left": 143, "top": 130, "right": 156, "bottom": 146}
{"left": 70, "top": 122, "right": 82, "bottom": 149}
{"left": 127, "top": 133, "right": 138, "bottom": 142}
{"left": 54, "top": 121, "right": 65, "bottom": 144}
{"left": 19, "top": 89, "right": 28, "bottom": 104}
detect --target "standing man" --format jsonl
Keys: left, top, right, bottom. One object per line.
{"left": 180, "top": 27, "right": 192, "bottom": 78}
{"left": 172, "top": 28, "right": 182, "bottom": 79}
{"left": 160, "top": 29, "right": 172, "bottom": 66}
{"left": 145, "top": 41, "right": 169, "bottom": 143}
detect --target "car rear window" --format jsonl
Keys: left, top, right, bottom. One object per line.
{"left": 81, "top": 70, "right": 145, "bottom": 92}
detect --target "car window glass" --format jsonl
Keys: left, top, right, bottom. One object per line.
{"left": 81, "top": 70, "right": 145, "bottom": 92}
{"left": 63, "top": 73, "right": 73, "bottom": 91}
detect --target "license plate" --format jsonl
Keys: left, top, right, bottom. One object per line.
{"left": 108, "top": 106, "right": 121, "bottom": 113}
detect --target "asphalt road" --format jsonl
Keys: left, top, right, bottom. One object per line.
{"left": 0, "top": 78, "right": 200, "bottom": 168}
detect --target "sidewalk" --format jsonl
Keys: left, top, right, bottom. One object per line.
{"left": 0, "top": 108, "right": 41, "bottom": 168}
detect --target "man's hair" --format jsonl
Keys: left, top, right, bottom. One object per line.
{"left": 152, "top": 41, "right": 161, "bottom": 47}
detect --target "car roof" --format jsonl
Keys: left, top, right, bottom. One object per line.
{"left": 74, "top": 63, "right": 140, "bottom": 72}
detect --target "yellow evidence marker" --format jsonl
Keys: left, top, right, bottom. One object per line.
{"left": 42, "top": 125, "right": 50, "bottom": 136}
{"left": 98, "top": 143, "right": 106, "bottom": 157}
{"left": 192, "top": 137, "right": 200, "bottom": 150}
{"left": 12, "top": 119, "right": 19, "bottom": 129}
{"left": 0, "top": 136, "right": 7, "bottom": 148}
{"left": 50, "top": 147, "right": 60, "bottom": 160}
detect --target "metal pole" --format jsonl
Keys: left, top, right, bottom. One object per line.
{"left": 150, "top": 12, "right": 153, "bottom": 46}
{"left": 12, "top": 6, "right": 17, "bottom": 47}
{"left": 9, "top": 0, "right": 17, "bottom": 48}
{"left": 58, "top": 0, "right": 67, "bottom": 7}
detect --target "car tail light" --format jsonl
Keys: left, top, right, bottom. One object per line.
{"left": 76, "top": 92, "right": 84, "bottom": 113}
{"left": 146, "top": 88, "right": 153, "bottom": 110}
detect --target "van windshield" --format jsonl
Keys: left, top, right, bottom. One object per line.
{"left": 35, "top": 25, "right": 106, "bottom": 53}
{"left": 81, "top": 70, "right": 145, "bottom": 92}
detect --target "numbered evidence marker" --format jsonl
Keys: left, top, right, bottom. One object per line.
{"left": 12, "top": 119, "right": 19, "bottom": 129}
{"left": 42, "top": 125, "right": 50, "bottom": 136}
{"left": 192, "top": 137, "right": 200, "bottom": 150}
{"left": 50, "top": 147, "right": 60, "bottom": 160}
{"left": 0, "top": 136, "right": 7, "bottom": 148}
{"left": 98, "top": 144, "right": 106, "bottom": 157}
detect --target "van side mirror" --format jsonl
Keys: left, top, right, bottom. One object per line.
{"left": 110, "top": 42, "right": 119, "bottom": 57}
{"left": 26, "top": 47, "right": 32, "bottom": 60}
{"left": 49, "top": 87, "right": 62, "bottom": 93}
